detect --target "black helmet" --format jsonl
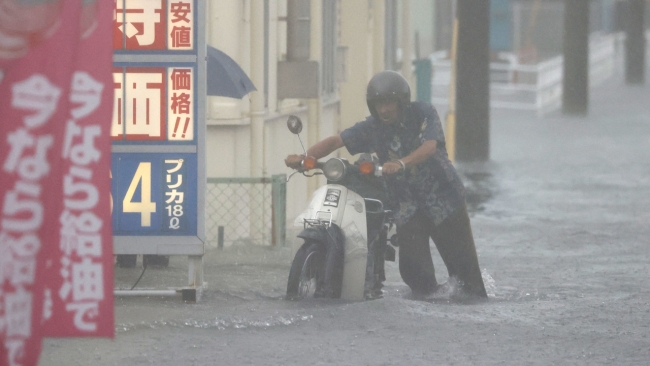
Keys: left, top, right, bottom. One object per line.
{"left": 366, "top": 70, "right": 411, "bottom": 120}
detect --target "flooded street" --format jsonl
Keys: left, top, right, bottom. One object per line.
{"left": 40, "top": 75, "right": 650, "bottom": 365}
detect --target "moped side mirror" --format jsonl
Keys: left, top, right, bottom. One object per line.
{"left": 287, "top": 115, "right": 307, "bottom": 155}
{"left": 287, "top": 115, "right": 303, "bottom": 134}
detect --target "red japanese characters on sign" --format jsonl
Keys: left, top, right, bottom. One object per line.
{"left": 2, "top": 0, "right": 116, "bottom": 363}
{"left": 168, "top": 1, "right": 193, "bottom": 50}
{"left": 1, "top": 73, "right": 60, "bottom": 366}
{"left": 112, "top": 67, "right": 193, "bottom": 141}
{"left": 168, "top": 67, "right": 193, "bottom": 140}
{"left": 114, "top": 0, "right": 194, "bottom": 51}
{"left": 48, "top": 71, "right": 112, "bottom": 335}
{"left": 42, "top": 0, "right": 115, "bottom": 340}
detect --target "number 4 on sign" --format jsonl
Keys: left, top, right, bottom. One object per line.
{"left": 123, "top": 162, "right": 156, "bottom": 226}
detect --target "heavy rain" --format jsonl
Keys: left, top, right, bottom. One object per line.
{"left": 20, "top": 0, "right": 650, "bottom": 365}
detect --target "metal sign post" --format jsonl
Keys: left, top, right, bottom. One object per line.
{"left": 111, "top": 0, "right": 206, "bottom": 301}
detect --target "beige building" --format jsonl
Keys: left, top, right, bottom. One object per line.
{"left": 206, "top": 0, "right": 419, "bottom": 227}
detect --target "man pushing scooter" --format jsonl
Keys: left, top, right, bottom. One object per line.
{"left": 285, "top": 71, "right": 487, "bottom": 299}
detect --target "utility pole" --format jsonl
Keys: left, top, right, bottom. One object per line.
{"left": 307, "top": 0, "right": 321, "bottom": 197}
{"left": 625, "top": 0, "right": 646, "bottom": 84}
{"left": 455, "top": 0, "right": 490, "bottom": 162}
{"left": 401, "top": 0, "right": 413, "bottom": 87}
{"left": 250, "top": 1, "right": 265, "bottom": 176}
{"left": 562, "top": 0, "right": 589, "bottom": 115}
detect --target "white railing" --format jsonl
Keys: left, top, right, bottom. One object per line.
{"left": 431, "top": 32, "right": 623, "bottom": 116}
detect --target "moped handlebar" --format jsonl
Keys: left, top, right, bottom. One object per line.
{"left": 286, "top": 167, "right": 324, "bottom": 182}
{"left": 287, "top": 157, "right": 383, "bottom": 182}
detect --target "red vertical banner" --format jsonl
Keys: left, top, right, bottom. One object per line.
{"left": 0, "top": 1, "right": 82, "bottom": 365}
{"left": 41, "top": 0, "right": 115, "bottom": 338}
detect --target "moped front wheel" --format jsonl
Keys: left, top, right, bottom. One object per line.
{"left": 286, "top": 241, "right": 325, "bottom": 300}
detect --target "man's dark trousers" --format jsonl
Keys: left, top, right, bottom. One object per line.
{"left": 397, "top": 205, "right": 487, "bottom": 297}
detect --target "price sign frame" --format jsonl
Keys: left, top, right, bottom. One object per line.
{"left": 111, "top": 0, "right": 205, "bottom": 296}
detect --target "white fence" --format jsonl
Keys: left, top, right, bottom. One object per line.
{"left": 431, "top": 32, "right": 624, "bottom": 116}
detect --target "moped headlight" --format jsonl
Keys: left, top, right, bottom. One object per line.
{"left": 323, "top": 158, "right": 346, "bottom": 182}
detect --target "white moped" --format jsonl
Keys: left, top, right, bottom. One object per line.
{"left": 284, "top": 116, "right": 395, "bottom": 301}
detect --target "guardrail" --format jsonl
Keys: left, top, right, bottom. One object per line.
{"left": 431, "top": 32, "right": 622, "bottom": 116}
{"left": 206, "top": 175, "right": 286, "bottom": 248}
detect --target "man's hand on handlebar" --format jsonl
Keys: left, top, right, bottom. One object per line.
{"left": 382, "top": 160, "right": 404, "bottom": 175}
{"left": 285, "top": 154, "right": 304, "bottom": 170}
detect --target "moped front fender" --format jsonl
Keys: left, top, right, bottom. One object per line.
{"left": 297, "top": 226, "right": 329, "bottom": 243}
{"left": 296, "top": 224, "right": 346, "bottom": 298}
{"left": 292, "top": 184, "right": 369, "bottom": 301}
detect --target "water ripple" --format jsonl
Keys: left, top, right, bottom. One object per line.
{"left": 116, "top": 314, "right": 313, "bottom": 333}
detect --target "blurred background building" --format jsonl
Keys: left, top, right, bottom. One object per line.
{"left": 206, "top": 0, "right": 406, "bottom": 238}
{"left": 205, "top": 0, "right": 649, "bottom": 248}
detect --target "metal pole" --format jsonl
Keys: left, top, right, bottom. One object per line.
{"left": 114, "top": 290, "right": 180, "bottom": 297}
{"left": 306, "top": 0, "right": 321, "bottom": 198}
{"left": 218, "top": 226, "right": 224, "bottom": 249}
{"left": 625, "top": 0, "right": 646, "bottom": 84}
{"left": 455, "top": 0, "right": 490, "bottom": 162}
{"left": 250, "top": 3, "right": 266, "bottom": 243}
{"left": 445, "top": 19, "right": 459, "bottom": 162}
{"left": 250, "top": 2, "right": 266, "bottom": 176}
{"left": 373, "top": 0, "right": 385, "bottom": 74}
{"left": 272, "top": 174, "right": 287, "bottom": 247}
{"left": 401, "top": 0, "right": 413, "bottom": 86}
{"left": 562, "top": 0, "right": 590, "bottom": 115}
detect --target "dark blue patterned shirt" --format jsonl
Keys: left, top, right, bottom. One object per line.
{"left": 340, "top": 102, "right": 466, "bottom": 226}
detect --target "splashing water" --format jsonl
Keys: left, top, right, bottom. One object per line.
{"left": 116, "top": 314, "right": 313, "bottom": 333}
{"left": 481, "top": 268, "right": 497, "bottom": 298}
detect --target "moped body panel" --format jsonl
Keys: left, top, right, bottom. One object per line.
{"left": 293, "top": 184, "right": 368, "bottom": 301}
{"left": 338, "top": 189, "right": 368, "bottom": 301}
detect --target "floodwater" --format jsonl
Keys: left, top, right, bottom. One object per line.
{"left": 40, "top": 74, "right": 650, "bottom": 365}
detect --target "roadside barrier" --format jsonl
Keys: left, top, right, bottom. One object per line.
{"left": 431, "top": 32, "right": 623, "bottom": 116}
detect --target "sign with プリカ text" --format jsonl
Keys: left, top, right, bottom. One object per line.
{"left": 111, "top": 153, "right": 196, "bottom": 235}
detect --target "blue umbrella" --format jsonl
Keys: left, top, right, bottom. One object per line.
{"left": 207, "top": 45, "right": 257, "bottom": 98}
